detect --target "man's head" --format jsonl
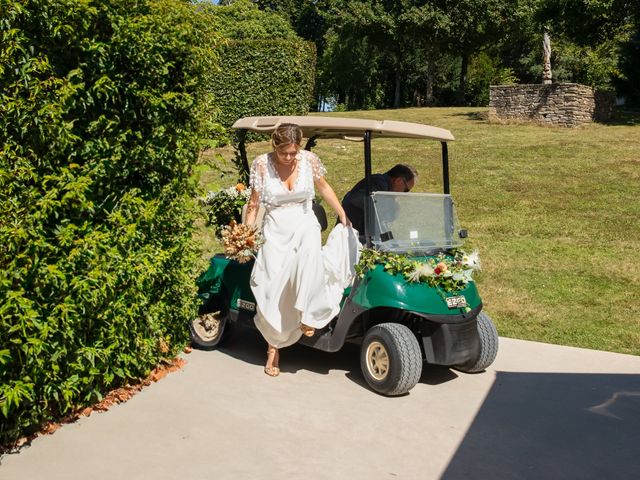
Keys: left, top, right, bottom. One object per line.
{"left": 387, "top": 164, "right": 418, "bottom": 192}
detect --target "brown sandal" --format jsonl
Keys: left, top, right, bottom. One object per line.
{"left": 300, "top": 324, "right": 315, "bottom": 337}
{"left": 264, "top": 346, "right": 280, "bottom": 377}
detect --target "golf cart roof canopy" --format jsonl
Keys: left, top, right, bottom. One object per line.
{"left": 232, "top": 116, "right": 455, "bottom": 142}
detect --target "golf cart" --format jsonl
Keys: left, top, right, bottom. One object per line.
{"left": 191, "top": 116, "right": 498, "bottom": 396}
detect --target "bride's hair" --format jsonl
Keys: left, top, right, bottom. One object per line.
{"left": 272, "top": 123, "right": 303, "bottom": 150}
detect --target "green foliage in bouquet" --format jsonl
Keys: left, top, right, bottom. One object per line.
{"left": 200, "top": 184, "right": 251, "bottom": 237}
{"left": 0, "top": 0, "right": 221, "bottom": 446}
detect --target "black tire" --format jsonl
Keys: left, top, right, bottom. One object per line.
{"left": 189, "top": 310, "right": 230, "bottom": 350}
{"left": 360, "top": 323, "right": 422, "bottom": 396}
{"left": 456, "top": 312, "right": 499, "bottom": 373}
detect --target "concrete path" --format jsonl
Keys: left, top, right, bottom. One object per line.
{"left": 1, "top": 330, "right": 639, "bottom": 480}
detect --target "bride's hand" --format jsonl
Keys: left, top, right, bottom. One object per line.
{"left": 339, "top": 213, "right": 351, "bottom": 227}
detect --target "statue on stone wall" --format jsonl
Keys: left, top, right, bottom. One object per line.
{"left": 543, "top": 29, "right": 552, "bottom": 84}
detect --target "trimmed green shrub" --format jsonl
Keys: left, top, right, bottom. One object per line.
{"left": 465, "top": 52, "right": 518, "bottom": 106}
{"left": 211, "top": 39, "right": 317, "bottom": 129}
{"left": 199, "top": 0, "right": 299, "bottom": 41}
{"left": 0, "top": 0, "right": 220, "bottom": 445}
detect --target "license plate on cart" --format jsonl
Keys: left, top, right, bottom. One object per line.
{"left": 446, "top": 296, "right": 467, "bottom": 309}
{"left": 237, "top": 299, "right": 256, "bottom": 311}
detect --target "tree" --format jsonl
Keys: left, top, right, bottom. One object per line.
{"left": 439, "top": 0, "right": 518, "bottom": 104}
{"left": 534, "top": 0, "right": 640, "bottom": 97}
{"left": 254, "top": 0, "right": 328, "bottom": 48}
{"left": 198, "top": 0, "right": 298, "bottom": 40}
{"left": 326, "top": 1, "right": 405, "bottom": 108}
{"left": 319, "top": 0, "right": 453, "bottom": 109}
{"left": 250, "top": 0, "right": 640, "bottom": 107}
{"left": 319, "top": 28, "right": 387, "bottom": 109}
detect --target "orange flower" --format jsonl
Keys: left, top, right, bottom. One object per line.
{"left": 235, "top": 183, "right": 246, "bottom": 192}
{"left": 434, "top": 262, "right": 448, "bottom": 275}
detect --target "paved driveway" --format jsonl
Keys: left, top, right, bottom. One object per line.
{"left": 2, "top": 330, "right": 639, "bottom": 479}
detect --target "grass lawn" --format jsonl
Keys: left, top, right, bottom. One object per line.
{"left": 195, "top": 107, "right": 640, "bottom": 356}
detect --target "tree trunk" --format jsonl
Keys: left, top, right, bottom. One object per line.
{"left": 426, "top": 68, "right": 435, "bottom": 106}
{"left": 457, "top": 52, "right": 469, "bottom": 106}
{"left": 394, "top": 70, "right": 401, "bottom": 108}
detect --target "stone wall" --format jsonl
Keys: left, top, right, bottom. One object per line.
{"left": 489, "top": 83, "right": 614, "bottom": 127}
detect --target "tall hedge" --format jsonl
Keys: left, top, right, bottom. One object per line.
{"left": 211, "top": 39, "right": 316, "bottom": 128}
{"left": 0, "top": 0, "right": 219, "bottom": 445}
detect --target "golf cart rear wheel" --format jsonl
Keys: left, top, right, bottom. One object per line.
{"left": 189, "top": 311, "right": 228, "bottom": 350}
{"left": 456, "top": 312, "right": 499, "bottom": 373}
{"left": 360, "top": 323, "right": 422, "bottom": 396}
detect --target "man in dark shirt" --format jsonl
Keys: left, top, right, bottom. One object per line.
{"left": 341, "top": 164, "right": 418, "bottom": 236}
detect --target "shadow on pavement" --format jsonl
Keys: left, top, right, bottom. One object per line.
{"left": 217, "top": 327, "right": 265, "bottom": 367}
{"left": 218, "top": 327, "right": 360, "bottom": 376}
{"left": 217, "top": 327, "right": 462, "bottom": 393}
{"left": 441, "top": 372, "right": 640, "bottom": 479}
{"left": 421, "top": 365, "right": 459, "bottom": 385}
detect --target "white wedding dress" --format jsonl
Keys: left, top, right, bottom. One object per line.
{"left": 249, "top": 150, "right": 360, "bottom": 348}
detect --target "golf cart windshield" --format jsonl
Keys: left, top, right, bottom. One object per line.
{"left": 369, "top": 192, "right": 463, "bottom": 254}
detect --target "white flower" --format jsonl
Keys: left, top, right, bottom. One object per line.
{"left": 407, "top": 263, "right": 435, "bottom": 282}
{"left": 452, "top": 269, "right": 474, "bottom": 284}
{"left": 224, "top": 186, "right": 238, "bottom": 198}
{"left": 200, "top": 191, "right": 216, "bottom": 204}
{"left": 462, "top": 250, "right": 481, "bottom": 271}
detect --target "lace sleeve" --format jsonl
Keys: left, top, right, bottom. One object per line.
{"left": 249, "top": 154, "right": 267, "bottom": 201}
{"left": 306, "top": 151, "right": 327, "bottom": 181}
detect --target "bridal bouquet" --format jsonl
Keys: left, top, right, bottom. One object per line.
{"left": 220, "top": 220, "right": 263, "bottom": 264}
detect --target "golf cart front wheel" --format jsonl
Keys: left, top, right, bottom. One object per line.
{"left": 360, "top": 323, "right": 422, "bottom": 396}
{"left": 189, "top": 310, "right": 229, "bottom": 350}
{"left": 456, "top": 312, "right": 499, "bottom": 373}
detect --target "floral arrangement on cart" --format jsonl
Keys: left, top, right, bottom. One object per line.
{"left": 356, "top": 248, "right": 482, "bottom": 307}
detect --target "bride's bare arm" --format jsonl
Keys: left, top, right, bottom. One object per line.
{"left": 315, "top": 177, "right": 350, "bottom": 226}
{"left": 245, "top": 188, "right": 260, "bottom": 227}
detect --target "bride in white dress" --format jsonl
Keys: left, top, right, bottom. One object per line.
{"left": 244, "top": 124, "right": 359, "bottom": 377}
